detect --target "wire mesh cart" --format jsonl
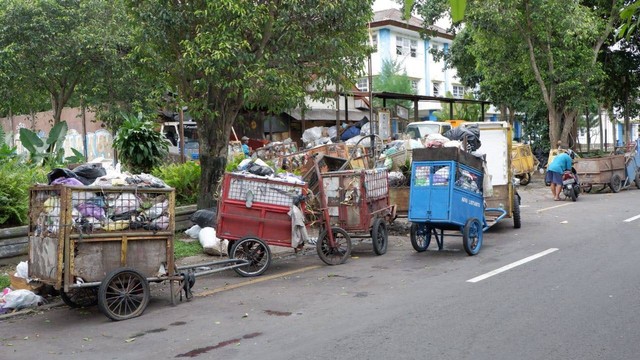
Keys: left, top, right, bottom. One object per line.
{"left": 28, "top": 185, "right": 172, "bottom": 320}
{"left": 407, "top": 148, "right": 507, "bottom": 256}
{"left": 216, "top": 166, "right": 352, "bottom": 273}
{"left": 27, "top": 184, "right": 257, "bottom": 321}
{"left": 320, "top": 169, "right": 396, "bottom": 255}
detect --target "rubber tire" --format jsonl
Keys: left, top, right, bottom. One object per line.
{"left": 60, "top": 287, "right": 98, "bottom": 308}
{"left": 410, "top": 223, "right": 431, "bottom": 252}
{"left": 609, "top": 174, "right": 622, "bottom": 193}
{"left": 462, "top": 218, "right": 483, "bottom": 256}
{"left": 635, "top": 172, "right": 640, "bottom": 189}
{"left": 316, "top": 227, "right": 352, "bottom": 265}
{"left": 371, "top": 218, "right": 388, "bottom": 255}
{"left": 98, "top": 268, "right": 150, "bottom": 321}
{"left": 230, "top": 237, "right": 271, "bottom": 277}
{"left": 519, "top": 173, "right": 531, "bottom": 186}
{"left": 512, "top": 193, "right": 521, "bottom": 229}
{"left": 569, "top": 185, "right": 577, "bottom": 202}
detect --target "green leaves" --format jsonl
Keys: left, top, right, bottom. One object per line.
{"left": 113, "top": 112, "right": 168, "bottom": 174}
{"left": 18, "top": 121, "right": 70, "bottom": 165}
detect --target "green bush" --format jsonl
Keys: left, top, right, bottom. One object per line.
{"left": 0, "top": 274, "right": 9, "bottom": 289}
{"left": 113, "top": 112, "right": 168, "bottom": 174}
{"left": 0, "top": 159, "right": 48, "bottom": 227}
{"left": 152, "top": 161, "right": 201, "bottom": 206}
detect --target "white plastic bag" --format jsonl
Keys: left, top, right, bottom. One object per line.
{"left": 2, "top": 289, "right": 44, "bottom": 309}
{"left": 15, "top": 261, "right": 29, "bottom": 279}
{"left": 184, "top": 224, "right": 202, "bottom": 239}
{"left": 198, "top": 227, "right": 228, "bottom": 256}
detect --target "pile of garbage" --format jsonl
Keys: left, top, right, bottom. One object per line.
{"left": 36, "top": 162, "right": 172, "bottom": 235}
{"left": 301, "top": 116, "right": 371, "bottom": 149}
{"left": 1, "top": 262, "right": 45, "bottom": 314}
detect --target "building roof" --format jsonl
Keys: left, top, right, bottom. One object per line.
{"left": 370, "top": 8, "right": 453, "bottom": 40}
{"left": 286, "top": 109, "right": 370, "bottom": 122}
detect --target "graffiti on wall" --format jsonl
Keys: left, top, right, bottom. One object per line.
{"left": 12, "top": 123, "right": 114, "bottom": 161}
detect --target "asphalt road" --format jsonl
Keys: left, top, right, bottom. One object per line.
{"left": 2, "top": 176, "right": 640, "bottom": 360}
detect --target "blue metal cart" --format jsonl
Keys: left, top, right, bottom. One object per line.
{"left": 407, "top": 148, "right": 507, "bottom": 256}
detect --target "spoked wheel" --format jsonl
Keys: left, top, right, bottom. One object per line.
{"left": 316, "top": 227, "right": 352, "bottom": 265}
{"left": 98, "top": 268, "right": 150, "bottom": 321}
{"left": 230, "top": 237, "right": 271, "bottom": 277}
{"left": 519, "top": 173, "right": 531, "bottom": 186}
{"left": 609, "top": 174, "right": 622, "bottom": 193}
{"left": 371, "top": 218, "right": 388, "bottom": 255}
{"left": 462, "top": 218, "right": 483, "bottom": 256}
{"left": 410, "top": 223, "right": 431, "bottom": 252}
{"left": 60, "top": 287, "right": 98, "bottom": 308}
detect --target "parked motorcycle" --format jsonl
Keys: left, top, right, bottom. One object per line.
{"left": 562, "top": 168, "right": 580, "bottom": 201}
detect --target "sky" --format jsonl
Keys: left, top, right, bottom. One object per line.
{"left": 373, "top": 0, "right": 402, "bottom": 11}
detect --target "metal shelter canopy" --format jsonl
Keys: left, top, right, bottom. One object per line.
{"left": 371, "top": 91, "right": 492, "bottom": 121}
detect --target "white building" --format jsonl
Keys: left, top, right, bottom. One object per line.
{"left": 361, "top": 7, "right": 467, "bottom": 120}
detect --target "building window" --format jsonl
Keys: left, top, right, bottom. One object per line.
{"left": 371, "top": 33, "right": 378, "bottom": 52}
{"left": 452, "top": 85, "right": 465, "bottom": 98}
{"left": 410, "top": 79, "right": 419, "bottom": 92}
{"left": 433, "top": 82, "right": 441, "bottom": 96}
{"left": 396, "top": 36, "right": 418, "bottom": 58}
{"left": 357, "top": 78, "right": 369, "bottom": 92}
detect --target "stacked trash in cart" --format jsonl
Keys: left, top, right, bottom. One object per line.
{"left": 393, "top": 124, "right": 490, "bottom": 196}
{"left": 31, "top": 162, "right": 173, "bottom": 238}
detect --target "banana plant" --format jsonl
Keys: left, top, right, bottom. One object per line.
{"left": 19, "top": 121, "right": 69, "bottom": 165}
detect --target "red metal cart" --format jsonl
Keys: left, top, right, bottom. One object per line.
{"left": 216, "top": 168, "right": 351, "bottom": 275}
{"left": 320, "top": 168, "right": 396, "bottom": 255}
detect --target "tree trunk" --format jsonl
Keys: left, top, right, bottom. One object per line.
{"left": 548, "top": 108, "right": 562, "bottom": 146}
{"left": 561, "top": 110, "right": 577, "bottom": 148}
{"left": 196, "top": 85, "right": 242, "bottom": 210}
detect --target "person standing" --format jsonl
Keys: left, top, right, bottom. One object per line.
{"left": 546, "top": 147, "right": 573, "bottom": 200}
{"left": 241, "top": 136, "right": 251, "bottom": 157}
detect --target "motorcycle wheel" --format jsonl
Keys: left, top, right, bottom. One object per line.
{"left": 569, "top": 186, "right": 577, "bottom": 201}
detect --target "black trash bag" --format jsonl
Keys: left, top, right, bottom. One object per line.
{"left": 248, "top": 164, "right": 274, "bottom": 177}
{"left": 72, "top": 163, "right": 107, "bottom": 185}
{"left": 47, "top": 168, "right": 80, "bottom": 185}
{"left": 356, "top": 116, "right": 369, "bottom": 128}
{"left": 443, "top": 126, "right": 482, "bottom": 151}
{"left": 190, "top": 208, "right": 218, "bottom": 228}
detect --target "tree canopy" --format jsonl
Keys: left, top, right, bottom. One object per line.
{"left": 411, "top": 0, "right": 623, "bottom": 147}
{"left": 128, "top": 0, "right": 374, "bottom": 208}
{"left": 0, "top": 0, "right": 133, "bottom": 124}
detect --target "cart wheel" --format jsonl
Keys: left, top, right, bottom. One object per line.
{"left": 60, "top": 287, "right": 98, "bottom": 308}
{"left": 98, "top": 268, "right": 150, "bottom": 321}
{"left": 410, "top": 223, "right": 431, "bottom": 252}
{"left": 227, "top": 240, "right": 234, "bottom": 257}
{"left": 316, "top": 227, "right": 352, "bottom": 265}
{"left": 519, "top": 173, "right": 531, "bottom": 186}
{"left": 463, "top": 218, "right": 483, "bottom": 256}
{"left": 230, "top": 237, "right": 271, "bottom": 277}
{"left": 371, "top": 218, "right": 388, "bottom": 255}
{"left": 512, "top": 193, "right": 521, "bottom": 229}
{"left": 609, "top": 174, "right": 622, "bottom": 193}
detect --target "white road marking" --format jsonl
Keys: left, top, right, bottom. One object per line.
{"left": 624, "top": 214, "right": 640, "bottom": 222}
{"left": 467, "top": 248, "right": 559, "bottom": 283}
{"left": 536, "top": 203, "right": 572, "bottom": 213}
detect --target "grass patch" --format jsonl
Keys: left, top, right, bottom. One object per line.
{"left": 174, "top": 239, "right": 204, "bottom": 259}
{"left": 0, "top": 274, "right": 9, "bottom": 289}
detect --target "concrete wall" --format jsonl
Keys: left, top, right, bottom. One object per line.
{"left": 1, "top": 108, "right": 114, "bottom": 161}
